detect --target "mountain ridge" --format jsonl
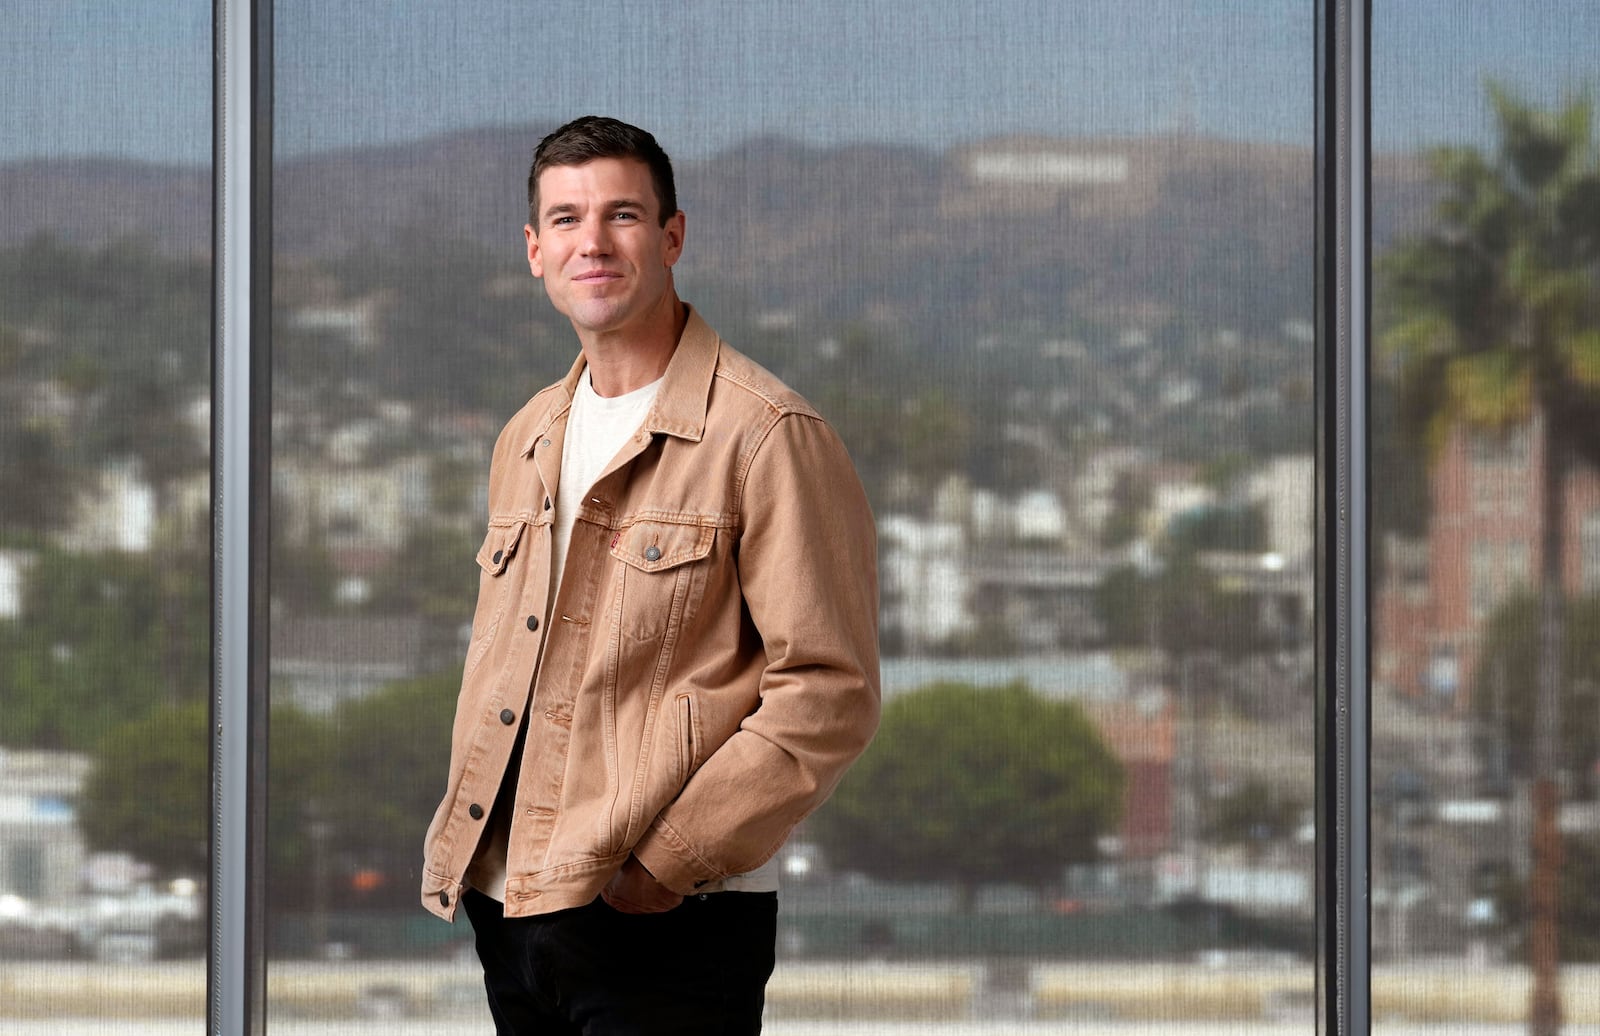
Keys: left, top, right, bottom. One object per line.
{"left": 1, "top": 126, "right": 1434, "bottom": 338}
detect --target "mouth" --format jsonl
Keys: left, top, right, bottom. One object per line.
{"left": 574, "top": 270, "right": 623, "bottom": 283}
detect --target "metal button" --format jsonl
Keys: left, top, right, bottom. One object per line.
{"left": 526, "top": 614, "right": 539, "bottom": 631}
{"left": 492, "top": 550, "right": 504, "bottom": 564}
{"left": 469, "top": 803, "right": 484, "bottom": 820}
{"left": 500, "top": 708, "right": 516, "bottom": 725}
{"left": 438, "top": 891, "right": 450, "bottom": 907}
{"left": 644, "top": 545, "right": 662, "bottom": 562}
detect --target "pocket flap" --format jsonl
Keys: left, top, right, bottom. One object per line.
{"left": 476, "top": 519, "right": 528, "bottom": 575}
{"left": 610, "top": 520, "right": 715, "bottom": 572}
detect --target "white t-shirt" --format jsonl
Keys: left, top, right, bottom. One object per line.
{"left": 469, "top": 367, "right": 780, "bottom": 900}
{"left": 549, "top": 368, "right": 661, "bottom": 609}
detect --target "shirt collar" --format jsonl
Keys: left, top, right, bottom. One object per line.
{"left": 520, "top": 303, "right": 718, "bottom": 456}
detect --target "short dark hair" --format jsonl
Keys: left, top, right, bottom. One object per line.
{"left": 528, "top": 116, "right": 678, "bottom": 228}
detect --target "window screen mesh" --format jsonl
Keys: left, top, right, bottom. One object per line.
{"left": 0, "top": 2, "right": 212, "bottom": 1030}
{"left": 1371, "top": 2, "right": 1600, "bottom": 1031}
{"left": 266, "top": 2, "right": 1316, "bottom": 1031}
{"left": 13, "top": 2, "right": 1597, "bottom": 1033}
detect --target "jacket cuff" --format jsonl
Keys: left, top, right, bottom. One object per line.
{"left": 633, "top": 819, "right": 723, "bottom": 895}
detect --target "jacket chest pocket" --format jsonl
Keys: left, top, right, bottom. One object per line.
{"left": 463, "top": 517, "right": 532, "bottom": 682}
{"left": 608, "top": 518, "right": 716, "bottom": 642}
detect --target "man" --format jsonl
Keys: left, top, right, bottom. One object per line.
{"left": 421, "top": 116, "right": 880, "bottom": 1034}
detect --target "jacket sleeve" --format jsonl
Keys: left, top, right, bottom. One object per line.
{"left": 631, "top": 411, "right": 881, "bottom": 893}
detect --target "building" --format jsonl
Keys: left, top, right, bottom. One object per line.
{"left": 270, "top": 613, "right": 448, "bottom": 714}
{"left": 0, "top": 550, "right": 31, "bottom": 619}
{"left": 1377, "top": 418, "right": 1600, "bottom": 709}
{"left": 0, "top": 750, "right": 89, "bottom": 904}
{"left": 878, "top": 515, "right": 973, "bottom": 652}
{"left": 57, "top": 460, "right": 156, "bottom": 554}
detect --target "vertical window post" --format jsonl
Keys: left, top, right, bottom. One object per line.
{"left": 1318, "top": 0, "right": 1371, "bottom": 1033}
{"left": 212, "top": 0, "right": 272, "bottom": 1032}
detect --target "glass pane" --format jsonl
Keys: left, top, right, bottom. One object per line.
{"left": 1372, "top": 2, "right": 1600, "bottom": 1031}
{"left": 271, "top": 1, "right": 1316, "bottom": 1030}
{"left": 0, "top": 3, "right": 212, "bottom": 1032}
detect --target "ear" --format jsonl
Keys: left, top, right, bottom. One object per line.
{"left": 525, "top": 224, "right": 544, "bottom": 279}
{"left": 661, "top": 211, "right": 686, "bottom": 268}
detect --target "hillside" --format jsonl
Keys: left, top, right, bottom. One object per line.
{"left": 0, "top": 127, "right": 1434, "bottom": 345}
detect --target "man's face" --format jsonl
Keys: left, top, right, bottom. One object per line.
{"left": 526, "top": 157, "right": 685, "bottom": 341}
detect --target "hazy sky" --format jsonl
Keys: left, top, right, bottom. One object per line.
{"left": 3, "top": 0, "right": 1598, "bottom": 164}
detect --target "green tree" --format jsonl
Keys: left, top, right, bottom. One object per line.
{"left": 0, "top": 322, "right": 81, "bottom": 537}
{"left": 1100, "top": 470, "right": 1150, "bottom": 550}
{"left": 1558, "top": 837, "right": 1600, "bottom": 962}
{"left": 1093, "top": 564, "right": 1147, "bottom": 647}
{"left": 315, "top": 670, "right": 458, "bottom": 909}
{"left": 265, "top": 704, "right": 338, "bottom": 912}
{"left": 1494, "top": 835, "right": 1600, "bottom": 964}
{"left": 367, "top": 523, "right": 480, "bottom": 627}
{"left": 1472, "top": 593, "right": 1600, "bottom": 796}
{"left": 1380, "top": 84, "right": 1600, "bottom": 1034}
{"left": 811, "top": 681, "right": 1124, "bottom": 910}
{"left": 1094, "top": 553, "right": 1265, "bottom": 661}
{"left": 1166, "top": 502, "right": 1268, "bottom": 555}
{"left": 1, "top": 237, "right": 208, "bottom": 542}
{"left": 0, "top": 418, "right": 78, "bottom": 538}
{"left": 1208, "top": 778, "right": 1306, "bottom": 860}
{"left": 0, "top": 547, "right": 208, "bottom": 750}
{"left": 0, "top": 236, "right": 210, "bottom": 500}
{"left": 78, "top": 702, "right": 211, "bottom": 878}
{"left": 78, "top": 701, "right": 331, "bottom": 893}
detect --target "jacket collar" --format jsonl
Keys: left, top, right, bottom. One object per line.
{"left": 643, "top": 304, "right": 718, "bottom": 444}
{"left": 520, "top": 304, "right": 719, "bottom": 457}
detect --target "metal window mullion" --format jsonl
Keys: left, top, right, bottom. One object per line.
{"left": 211, "top": 0, "right": 271, "bottom": 1033}
{"left": 1317, "top": 1, "right": 1371, "bottom": 1034}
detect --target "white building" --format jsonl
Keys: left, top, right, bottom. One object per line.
{"left": 1247, "top": 454, "right": 1315, "bottom": 565}
{"left": 878, "top": 515, "right": 972, "bottom": 650}
{"left": 0, "top": 549, "right": 32, "bottom": 619}
{"left": 0, "top": 750, "right": 89, "bottom": 904}
{"left": 1012, "top": 489, "right": 1068, "bottom": 542}
{"left": 273, "top": 453, "right": 432, "bottom": 555}
{"left": 58, "top": 460, "right": 155, "bottom": 553}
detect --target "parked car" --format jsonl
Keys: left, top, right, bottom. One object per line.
{"left": 0, "top": 893, "right": 78, "bottom": 959}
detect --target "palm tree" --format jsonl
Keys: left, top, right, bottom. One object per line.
{"left": 1382, "top": 84, "right": 1600, "bottom": 1036}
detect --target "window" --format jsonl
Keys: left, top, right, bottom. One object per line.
{"left": 5, "top": 2, "right": 1598, "bottom": 1033}
{"left": 0, "top": 0, "right": 211, "bottom": 1017}
{"left": 268, "top": 1, "right": 1317, "bottom": 1028}
{"left": 1372, "top": 2, "right": 1600, "bottom": 1029}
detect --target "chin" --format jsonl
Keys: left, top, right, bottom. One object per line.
{"left": 571, "top": 304, "right": 627, "bottom": 329}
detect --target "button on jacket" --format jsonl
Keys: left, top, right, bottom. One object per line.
{"left": 421, "top": 306, "right": 881, "bottom": 921}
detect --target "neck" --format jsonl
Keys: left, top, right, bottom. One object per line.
{"left": 579, "top": 294, "right": 687, "bottom": 397}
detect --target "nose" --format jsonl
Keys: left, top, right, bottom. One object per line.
{"left": 578, "top": 220, "right": 612, "bottom": 257}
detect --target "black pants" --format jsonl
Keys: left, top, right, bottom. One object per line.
{"left": 462, "top": 888, "right": 777, "bottom": 1035}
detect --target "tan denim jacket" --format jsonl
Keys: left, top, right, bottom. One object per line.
{"left": 421, "top": 307, "right": 880, "bottom": 921}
